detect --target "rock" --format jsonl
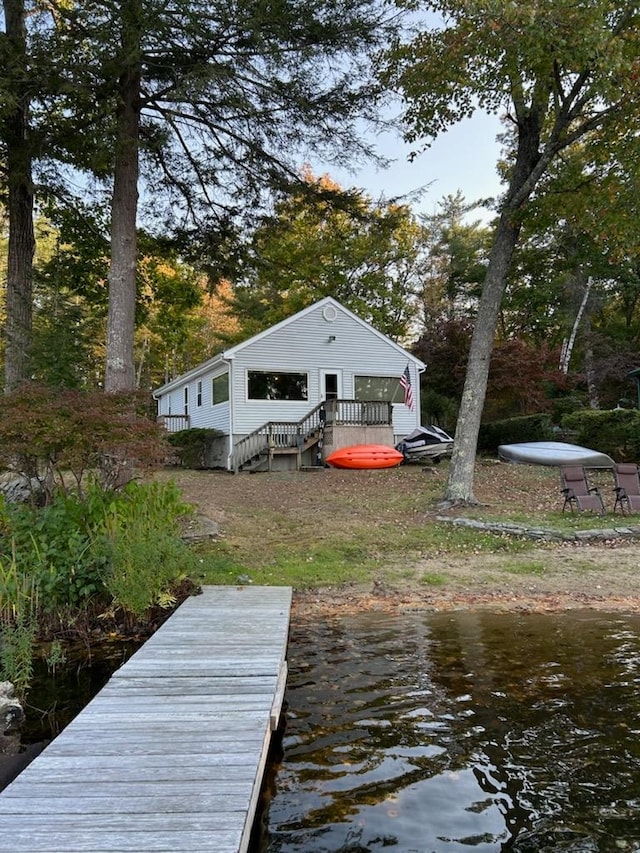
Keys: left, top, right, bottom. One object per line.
{"left": 0, "top": 682, "right": 25, "bottom": 734}
{"left": 181, "top": 513, "right": 219, "bottom": 542}
{"left": 0, "top": 474, "right": 43, "bottom": 504}
{"left": 0, "top": 740, "right": 48, "bottom": 790}
{"left": 434, "top": 515, "right": 640, "bottom": 543}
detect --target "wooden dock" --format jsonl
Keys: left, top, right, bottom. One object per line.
{"left": 0, "top": 585, "right": 292, "bottom": 853}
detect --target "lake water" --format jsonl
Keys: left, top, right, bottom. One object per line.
{"left": 257, "top": 610, "right": 640, "bottom": 853}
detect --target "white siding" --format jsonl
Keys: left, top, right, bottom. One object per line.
{"left": 155, "top": 298, "right": 424, "bottom": 450}
{"left": 157, "top": 370, "right": 231, "bottom": 434}
{"left": 229, "top": 302, "right": 420, "bottom": 437}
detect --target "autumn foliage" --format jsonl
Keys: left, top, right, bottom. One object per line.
{"left": 0, "top": 384, "right": 168, "bottom": 500}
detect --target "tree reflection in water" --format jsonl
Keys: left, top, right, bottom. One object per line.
{"left": 258, "top": 611, "right": 640, "bottom": 852}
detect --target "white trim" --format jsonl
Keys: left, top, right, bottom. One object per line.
{"left": 322, "top": 304, "right": 338, "bottom": 322}
{"left": 320, "top": 368, "right": 342, "bottom": 400}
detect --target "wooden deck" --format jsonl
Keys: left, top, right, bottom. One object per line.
{"left": 0, "top": 585, "right": 292, "bottom": 853}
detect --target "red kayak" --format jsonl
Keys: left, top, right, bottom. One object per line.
{"left": 326, "top": 444, "right": 404, "bottom": 470}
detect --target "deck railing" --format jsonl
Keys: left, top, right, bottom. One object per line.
{"left": 325, "top": 399, "right": 392, "bottom": 426}
{"left": 158, "top": 414, "right": 190, "bottom": 432}
{"left": 231, "top": 399, "right": 393, "bottom": 472}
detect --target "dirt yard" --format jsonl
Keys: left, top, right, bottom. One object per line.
{"left": 166, "top": 461, "right": 640, "bottom": 617}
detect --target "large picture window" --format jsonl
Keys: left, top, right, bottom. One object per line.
{"left": 354, "top": 375, "right": 403, "bottom": 403}
{"left": 248, "top": 371, "right": 308, "bottom": 401}
{"left": 211, "top": 373, "right": 229, "bottom": 405}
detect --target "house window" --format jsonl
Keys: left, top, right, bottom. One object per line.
{"left": 212, "top": 373, "right": 229, "bottom": 405}
{"left": 196, "top": 381, "right": 202, "bottom": 407}
{"left": 248, "top": 371, "right": 308, "bottom": 401}
{"left": 184, "top": 386, "right": 189, "bottom": 415}
{"left": 354, "top": 375, "right": 403, "bottom": 403}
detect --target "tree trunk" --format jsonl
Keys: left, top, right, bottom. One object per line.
{"left": 559, "top": 276, "right": 593, "bottom": 374}
{"left": 444, "top": 210, "right": 520, "bottom": 503}
{"left": 443, "top": 106, "right": 545, "bottom": 504}
{"left": 584, "top": 324, "right": 599, "bottom": 410}
{"left": 3, "top": 0, "right": 34, "bottom": 393}
{"left": 104, "top": 2, "right": 141, "bottom": 393}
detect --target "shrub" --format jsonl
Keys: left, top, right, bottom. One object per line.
{"left": 99, "top": 480, "right": 197, "bottom": 616}
{"left": 561, "top": 409, "right": 640, "bottom": 462}
{"left": 168, "top": 428, "right": 224, "bottom": 469}
{"left": 0, "top": 461, "right": 198, "bottom": 692}
{"left": 0, "top": 481, "right": 196, "bottom": 678}
{"left": 0, "top": 487, "right": 115, "bottom": 612}
{"left": 420, "top": 390, "right": 458, "bottom": 435}
{"left": 478, "top": 414, "right": 554, "bottom": 453}
{"left": 0, "top": 384, "right": 169, "bottom": 501}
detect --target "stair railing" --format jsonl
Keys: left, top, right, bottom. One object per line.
{"left": 231, "top": 399, "right": 393, "bottom": 472}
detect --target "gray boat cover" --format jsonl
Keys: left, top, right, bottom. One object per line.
{"left": 498, "top": 441, "right": 615, "bottom": 468}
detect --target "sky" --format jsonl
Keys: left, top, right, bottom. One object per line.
{"left": 312, "top": 110, "right": 505, "bottom": 223}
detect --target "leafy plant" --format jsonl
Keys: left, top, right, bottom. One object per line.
{"left": 0, "top": 549, "right": 40, "bottom": 698}
{"left": 168, "top": 428, "right": 224, "bottom": 469}
{"left": 100, "top": 480, "right": 197, "bottom": 617}
{"left": 44, "top": 640, "right": 68, "bottom": 675}
{"left": 0, "top": 490, "right": 111, "bottom": 611}
{"left": 0, "top": 384, "right": 169, "bottom": 501}
{"left": 562, "top": 409, "right": 640, "bottom": 462}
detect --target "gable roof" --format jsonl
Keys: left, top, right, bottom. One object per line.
{"left": 153, "top": 296, "right": 424, "bottom": 396}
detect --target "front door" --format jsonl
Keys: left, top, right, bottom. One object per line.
{"left": 320, "top": 369, "right": 342, "bottom": 401}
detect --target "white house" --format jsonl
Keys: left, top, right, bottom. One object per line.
{"left": 153, "top": 297, "right": 425, "bottom": 471}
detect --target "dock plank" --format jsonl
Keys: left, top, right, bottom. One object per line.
{"left": 0, "top": 585, "right": 291, "bottom": 853}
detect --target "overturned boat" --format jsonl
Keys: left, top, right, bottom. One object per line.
{"left": 396, "top": 425, "right": 454, "bottom": 463}
{"left": 498, "top": 441, "right": 615, "bottom": 468}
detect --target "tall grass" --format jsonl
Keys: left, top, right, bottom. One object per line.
{"left": 0, "top": 547, "right": 40, "bottom": 698}
{"left": 101, "top": 481, "right": 197, "bottom": 616}
{"left": 0, "top": 479, "right": 197, "bottom": 693}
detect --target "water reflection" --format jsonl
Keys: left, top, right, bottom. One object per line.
{"left": 24, "top": 640, "right": 140, "bottom": 741}
{"left": 262, "top": 610, "right": 640, "bottom": 852}
{"left": 0, "top": 639, "right": 140, "bottom": 791}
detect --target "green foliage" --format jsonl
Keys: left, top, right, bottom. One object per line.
{"left": 100, "top": 481, "right": 197, "bottom": 616}
{"left": 0, "top": 550, "right": 39, "bottom": 698}
{"left": 548, "top": 394, "right": 587, "bottom": 425}
{"left": 0, "top": 620, "right": 37, "bottom": 700}
{"left": 44, "top": 639, "right": 67, "bottom": 675}
{"left": 418, "top": 193, "right": 491, "bottom": 321}
{"left": 168, "top": 428, "right": 224, "bottom": 469}
{"left": 0, "top": 478, "right": 196, "bottom": 693}
{"left": 0, "top": 490, "right": 110, "bottom": 610}
{"left": 31, "top": 292, "right": 100, "bottom": 390}
{"left": 0, "top": 384, "right": 168, "bottom": 499}
{"left": 561, "top": 409, "right": 640, "bottom": 462}
{"left": 0, "top": 476, "right": 193, "bottom": 624}
{"left": 230, "top": 174, "right": 427, "bottom": 343}
{"left": 478, "top": 414, "right": 554, "bottom": 453}
{"left": 420, "top": 389, "right": 459, "bottom": 435}
{"left": 383, "top": 0, "right": 640, "bottom": 504}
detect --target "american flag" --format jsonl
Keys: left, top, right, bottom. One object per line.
{"left": 400, "top": 364, "right": 414, "bottom": 411}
